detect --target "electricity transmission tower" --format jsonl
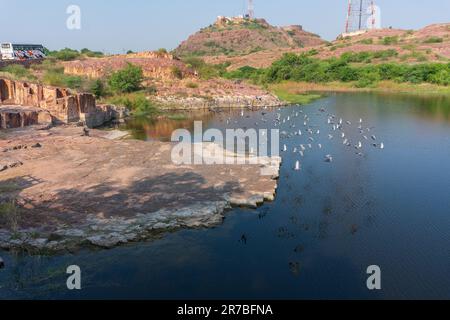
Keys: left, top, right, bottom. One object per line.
{"left": 345, "top": 0, "right": 377, "bottom": 33}
{"left": 247, "top": 0, "right": 254, "bottom": 19}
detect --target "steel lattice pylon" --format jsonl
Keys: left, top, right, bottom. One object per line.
{"left": 247, "top": 0, "right": 254, "bottom": 19}
{"left": 345, "top": 0, "right": 376, "bottom": 33}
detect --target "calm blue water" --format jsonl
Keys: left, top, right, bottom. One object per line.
{"left": 1, "top": 92, "right": 450, "bottom": 299}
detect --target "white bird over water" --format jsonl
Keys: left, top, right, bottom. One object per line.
{"left": 295, "top": 161, "right": 301, "bottom": 171}
{"left": 325, "top": 155, "right": 333, "bottom": 163}
{"left": 380, "top": 143, "right": 385, "bottom": 149}
{"left": 283, "top": 145, "right": 287, "bottom": 152}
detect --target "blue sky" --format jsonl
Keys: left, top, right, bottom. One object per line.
{"left": 0, "top": 0, "right": 449, "bottom": 53}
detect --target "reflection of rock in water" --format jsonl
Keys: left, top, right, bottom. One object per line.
{"left": 289, "top": 262, "right": 301, "bottom": 277}
{"left": 294, "top": 245, "right": 304, "bottom": 253}
{"left": 277, "top": 227, "right": 295, "bottom": 239}
{"left": 258, "top": 207, "right": 270, "bottom": 220}
{"left": 318, "top": 221, "right": 329, "bottom": 239}
{"left": 293, "top": 195, "right": 304, "bottom": 207}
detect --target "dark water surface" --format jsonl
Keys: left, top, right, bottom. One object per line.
{"left": 1, "top": 92, "right": 450, "bottom": 299}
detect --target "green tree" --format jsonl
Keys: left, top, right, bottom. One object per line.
{"left": 90, "top": 79, "right": 106, "bottom": 98}
{"left": 108, "top": 63, "right": 144, "bottom": 93}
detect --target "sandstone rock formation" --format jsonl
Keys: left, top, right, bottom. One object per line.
{"left": 0, "top": 106, "right": 51, "bottom": 129}
{"left": 0, "top": 78, "right": 126, "bottom": 129}
{"left": 0, "top": 126, "right": 281, "bottom": 251}
{"left": 63, "top": 51, "right": 195, "bottom": 79}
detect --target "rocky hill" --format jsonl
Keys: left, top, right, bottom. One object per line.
{"left": 203, "top": 23, "right": 450, "bottom": 70}
{"left": 173, "top": 16, "right": 326, "bottom": 58}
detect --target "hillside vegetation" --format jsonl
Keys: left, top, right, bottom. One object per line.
{"left": 203, "top": 23, "right": 450, "bottom": 71}
{"left": 174, "top": 17, "right": 325, "bottom": 58}
{"left": 223, "top": 51, "right": 450, "bottom": 88}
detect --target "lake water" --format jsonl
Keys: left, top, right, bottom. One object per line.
{"left": 1, "top": 92, "right": 450, "bottom": 299}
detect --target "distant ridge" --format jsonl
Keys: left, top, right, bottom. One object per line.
{"left": 173, "top": 16, "right": 326, "bottom": 58}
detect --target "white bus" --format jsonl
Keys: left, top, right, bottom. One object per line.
{"left": 0, "top": 43, "right": 46, "bottom": 60}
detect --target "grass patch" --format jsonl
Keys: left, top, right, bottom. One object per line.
{"left": 0, "top": 199, "right": 21, "bottom": 232}
{"left": 423, "top": 37, "right": 443, "bottom": 44}
{"left": 166, "top": 113, "right": 188, "bottom": 121}
{"left": 102, "top": 92, "right": 158, "bottom": 116}
{"left": 185, "top": 81, "right": 199, "bottom": 89}
{"left": 0, "top": 183, "right": 21, "bottom": 193}
{"left": 269, "top": 80, "right": 450, "bottom": 96}
{"left": 270, "top": 83, "right": 322, "bottom": 104}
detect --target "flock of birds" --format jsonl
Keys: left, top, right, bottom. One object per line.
{"left": 276, "top": 106, "right": 385, "bottom": 171}
{"left": 223, "top": 105, "right": 385, "bottom": 172}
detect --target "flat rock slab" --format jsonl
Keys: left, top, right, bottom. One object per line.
{"left": 0, "top": 126, "right": 280, "bottom": 251}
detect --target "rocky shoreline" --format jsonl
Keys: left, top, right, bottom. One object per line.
{"left": 154, "top": 93, "right": 285, "bottom": 110}
{"left": 0, "top": 125, "right": 281, "bottom": 252}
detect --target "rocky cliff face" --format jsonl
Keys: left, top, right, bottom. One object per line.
{"left": 63, "top": 51, "right": 195, "bottom": 80}
{"left": 174, "top": 17, "right": 326, "bottom": 58}
{"left": 0, "top": 106, "right": 52, "bottom": 129}
{"left": 0, "top": 78, "right": 125, "bottom": 129}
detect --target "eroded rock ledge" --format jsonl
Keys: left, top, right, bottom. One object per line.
{"left": 0, "top": 126, "right": 281, "bottom": 252}
{"left": 0, "top": 78, "right": 127, "bottom": 129}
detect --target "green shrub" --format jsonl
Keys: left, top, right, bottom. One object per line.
{"left": 171, "top": 66, "right": 183, "bottom": 79}
{"left": 43, "top": 71, "right": 84, "bottom": 89}
{"left": 381, "top": 36, "right": 399, "bottom": 45}
{"left": 81, "top": 48, "right": 104, "bottom": 58}
{"left": 182, "top": 57, "right": 229, "bottom": 80}
{"left": 106, "top": 92, "right": 157, "bottom": 115}
{"left": 185, "top": 81, "right": 199, "bottom": 89}
{"left": 358, "top": 38, "right": 374, "bottom": 45}
{"left": 108, "top": 63, "right": 144, "bottom": 93}
{"left": 423, "top": 37, "right": 443, "bottom": 44}
{"left": 90, "top": 79, "right": 106, "bottom": 98}
{"left": 0, "top": 200, "right": 20, "bottom": 232}
{"left": 228, "top": 52, "right": 450, "bottom": 87}
{"left": 1, "top": 64, "right": 34, "bottom": 79}
{"left": 156, "top": 48, "right": 168, "bottom": 57}
{"left": 47, "top": 48, "right": 81, "bottom": 61}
